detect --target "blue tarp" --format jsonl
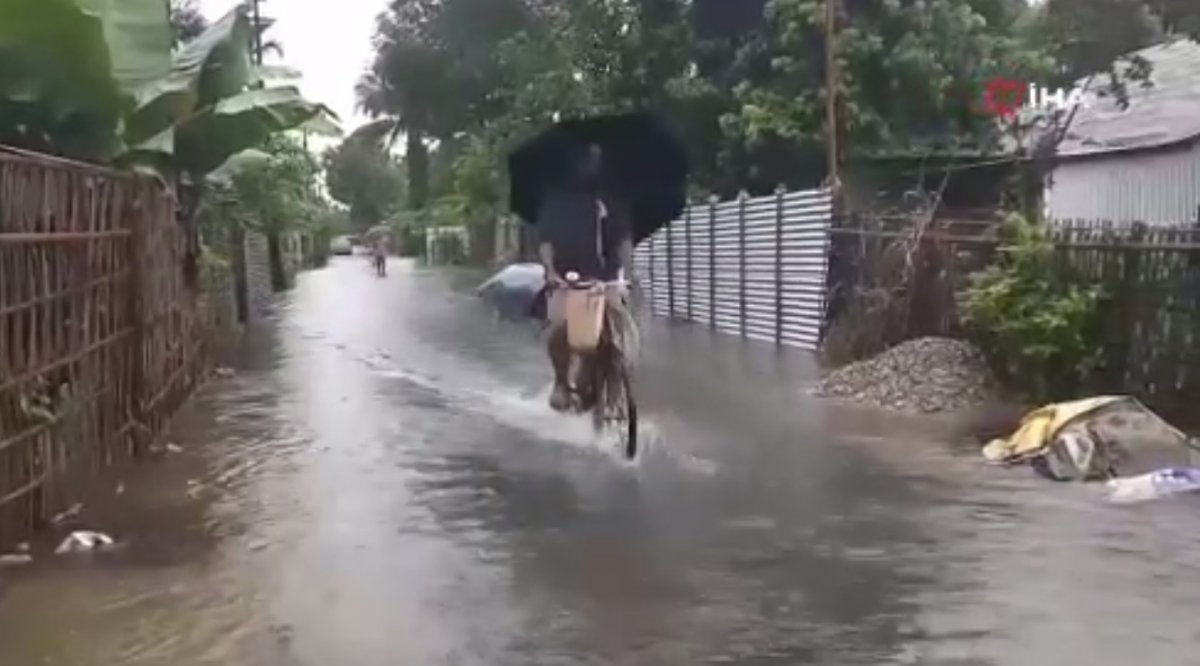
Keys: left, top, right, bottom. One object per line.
{"left": 476, "top": 263, "right": 547, "bottom": 322}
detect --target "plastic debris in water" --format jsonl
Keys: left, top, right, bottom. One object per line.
{"left": 55, "top": 530, "right": 116, "bottom": 554}
{"left": 1105, "top": 467, "right": 1200, "bottom": 504}
{"left": 0, "top": 553, "right": 33, "bottom": 568}
{"left": 51, "top": 502, "right": 84, "bottom": 524}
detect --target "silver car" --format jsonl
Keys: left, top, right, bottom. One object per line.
{"left": 330, "top": 236, "right": 353, "bottom": 256}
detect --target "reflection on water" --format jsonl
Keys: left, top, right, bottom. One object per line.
{"left": 2, "top": 258, "right": 1199, "bottom": 665}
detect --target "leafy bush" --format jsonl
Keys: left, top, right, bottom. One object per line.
{"left": 431, "top": 233, "right": 467, "bottom": 265}
{"left": 961, "top": 213, "right": 1104, "bottom": 401}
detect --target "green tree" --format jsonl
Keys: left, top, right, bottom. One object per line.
{"left": 208, "top": 135, "right": 321, "bottom": 289}
{"left": 1148, "top": 0, "right": 1200, "bottom": 38}
{"left": 169, "top": 0, "right": 208, "bottom": 45}
{"left": 321, "top": 128, "right": 405, "bottom": 230}
{"left": 357, "top": 0, "right": 541, "bottom": 208}
{"left": 357, "top": 2, "right": 457, "bottom": 209}
{"left": 728, "top": 0, "right": 1048, "bottom": 183}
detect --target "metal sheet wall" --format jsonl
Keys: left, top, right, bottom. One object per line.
{"left": 633, "top": 188, "right": 832, "bottom": 350}
{"left": 1046, "top": 142, "right": 1200, "bottom": 225}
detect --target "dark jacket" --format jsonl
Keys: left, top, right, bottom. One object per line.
{"left": 537, "top": 188, "right": 629, "bottom": 281}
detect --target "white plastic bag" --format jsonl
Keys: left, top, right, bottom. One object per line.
{"left": 1105, "top": 467, "right": 1200, "bottom": 504}
{"left": 55, "top": 530, "right": 115, "bottom": 554}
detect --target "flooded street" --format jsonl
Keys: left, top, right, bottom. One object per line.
{"left": 3, "top": 257, "right": 1200, "bottom": 665}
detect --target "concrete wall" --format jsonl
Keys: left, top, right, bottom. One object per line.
{"left": 244, "top": 230, "right": 273, "bottom": 318}
{"left": 1047, "top": 141, "right": 1200, "bottom": 225}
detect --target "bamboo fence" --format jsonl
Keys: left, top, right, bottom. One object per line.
{"left": 0, "top": 147, "right": 207, "bottom": 547}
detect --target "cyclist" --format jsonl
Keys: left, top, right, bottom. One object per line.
{"left": 371, "top": 234, "right": 388, "bottom": 276}
{"left": 537, "top": 144, "right": 637, "bottom": 412}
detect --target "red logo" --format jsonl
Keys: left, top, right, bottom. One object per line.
{"left": 982, "top": 76, "right": 1025, "bottom": 119}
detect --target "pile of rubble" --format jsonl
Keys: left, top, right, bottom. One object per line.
{"left": 813, "top": 337, "right": 996, "bottom": 413}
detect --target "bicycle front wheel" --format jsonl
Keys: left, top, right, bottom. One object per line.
{"left": 593, "top": 358, "right": 638, "bottom": 460}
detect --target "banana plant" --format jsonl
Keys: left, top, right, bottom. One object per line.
{"left": 0, "top": 0, "right": 129, "bottom": 159}
{"left": 0, "top": 0, "right": 338, "bottom": 174}
{"left": 122, "top": 2, "right": 340, "bottom": 178}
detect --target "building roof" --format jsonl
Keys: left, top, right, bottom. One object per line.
{"left": 1058, "top": 39, "right": 1200, "bottom": 158}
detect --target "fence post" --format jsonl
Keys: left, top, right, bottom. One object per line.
{"left": 1192, "top": 204, "right": 1200, "bottom": 270}
{"left": 685, "top": 204, "right": 694, "bottom": 322}
{"left": 666, "top": 215, "right": 675, "bottom": 318}
{"left": 819, "top": 185, "right": 843, "bottom": 344}
{"left": 648, "top": 232, "right": 655, "bottom": 316}
{"left": 774, "top": 185, "right": 785, "bottom": 345}
{"left": 709, "top": 195, "right": 717, "bottom": 329}
{"left": 1113, "top": 222, "right": 1146, "bottom": 388}
{"left": 128, "top": 195, "right": 149, "bottom": 455}
{"left": 739, "top": 191, "right": 747, "bottom": 337}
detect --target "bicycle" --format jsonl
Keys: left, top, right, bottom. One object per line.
{"left": 558, "top": 272, "right": 639, "bottom": 459}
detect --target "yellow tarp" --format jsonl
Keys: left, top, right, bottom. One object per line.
{"left": 981, "top": 395, "right": 1128, "bottom": 463}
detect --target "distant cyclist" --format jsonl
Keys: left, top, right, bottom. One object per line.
{"left": 371, "top": 234, "right": 388, "bottom": 276}
{"left": 537, "top": 144, "right": 637, "bottom": 412}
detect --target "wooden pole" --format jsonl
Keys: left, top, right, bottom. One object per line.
{"left": 820, "top": 0, "right": 844, "bottom": 348}
{"left": 252, "top": 0, "right": 264, "bottom": 65}
{"left": 824, "top": 0, "right": 840, "bottom": 190}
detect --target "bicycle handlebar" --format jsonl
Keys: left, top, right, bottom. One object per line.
{"left": 561, "top": 271, "right": 632, "bottom": 289}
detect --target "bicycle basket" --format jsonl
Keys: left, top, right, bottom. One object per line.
{"left": 564, "top": 288, "right": 605, "bottom": 351}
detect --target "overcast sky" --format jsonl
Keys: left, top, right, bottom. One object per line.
{"left": 200, "top": 0, "right": 386, "bottom": 133}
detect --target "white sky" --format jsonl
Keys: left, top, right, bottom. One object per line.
{"left": 200, "top": 0, "right": 386, "bottom": 136}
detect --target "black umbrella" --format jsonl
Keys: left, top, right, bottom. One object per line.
{"left": 507, "top": 111, "right": 689, "bottom": 245}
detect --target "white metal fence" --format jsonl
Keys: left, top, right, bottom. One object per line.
{"left": 632, "top": 187, "right": 833, "bottom": 350}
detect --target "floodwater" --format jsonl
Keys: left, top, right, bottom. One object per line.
{"left": 3, "top": 257, "right": 1200, "bottom": 665}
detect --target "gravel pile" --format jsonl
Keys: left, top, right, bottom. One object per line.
{"left": 813, "top": 337, "right": 996, "bottom": 413}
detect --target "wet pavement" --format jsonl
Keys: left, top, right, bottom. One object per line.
{"left": 3, "top": 257, "right": 1200, "bottom": 665}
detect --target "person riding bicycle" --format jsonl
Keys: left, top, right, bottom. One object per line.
{"left": 537, "top": 144, "right": 637, "bottom": 412}
{"left": 371, "top": 234, "right": 388, "bottom": 275}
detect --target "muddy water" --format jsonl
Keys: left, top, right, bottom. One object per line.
{"left": 3, "top": 258, "right": 1200, "bottom": 665}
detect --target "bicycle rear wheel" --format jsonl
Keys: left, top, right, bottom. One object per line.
{"left": 618, "top": 369, "right": 638, "bottom": 459}
{"left": 593, "top": 351, "right": 638, "bottom": 459}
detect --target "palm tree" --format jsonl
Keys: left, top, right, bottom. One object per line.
{"left": 356, "top": 5, "right": 469, "bottom": 210}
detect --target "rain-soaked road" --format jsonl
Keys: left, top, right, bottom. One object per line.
{"left": 3, "top": 257, "right": 1200, "bottom": 665}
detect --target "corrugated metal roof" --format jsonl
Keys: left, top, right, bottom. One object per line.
{"left": 1059, "top": 39, "right": 1200, "bottom": 157}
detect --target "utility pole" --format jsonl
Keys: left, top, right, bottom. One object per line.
{"left": 819, "top": 0, "right": 843, "bottom": 346}
{"left": 251, "top": 0, "right": 264, "bottom": 65}
{"left": 824, "top": 0, "right": 840, "bottom": 191}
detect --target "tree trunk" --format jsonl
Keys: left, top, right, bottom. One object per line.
{"left": 267, "top": 232, "right": 289, "bottom": 292}
{"left": 232, "top": 225, "right": 249, "bottom": 323}
{"left": 407, "top": 129, "right": 429, "bottom": 210}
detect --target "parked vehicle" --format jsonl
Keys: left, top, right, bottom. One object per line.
{"left": 330, "top": 236, "right": 353, "bottom": 255}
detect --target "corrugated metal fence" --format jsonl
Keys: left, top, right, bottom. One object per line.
{"left": 633, "top": 188, "right": 833, "bottom": 349}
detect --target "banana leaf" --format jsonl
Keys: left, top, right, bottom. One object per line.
{"left": 300, "top": 110, "right": 344, "bottom": 138}
{"left": 0, "top": 0, "right": 123, "bottom": 160}
{"left": 125, "top": 4, "right": 254, "bottom": 150}
{"left": 75, "top": 0, "right": 172, "bottom": 95}
{"left": 205, "top": 147, "right": 273, "bottom": 186}
{"left": 174, "top": 86, "right": 335, "bottom": 177}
